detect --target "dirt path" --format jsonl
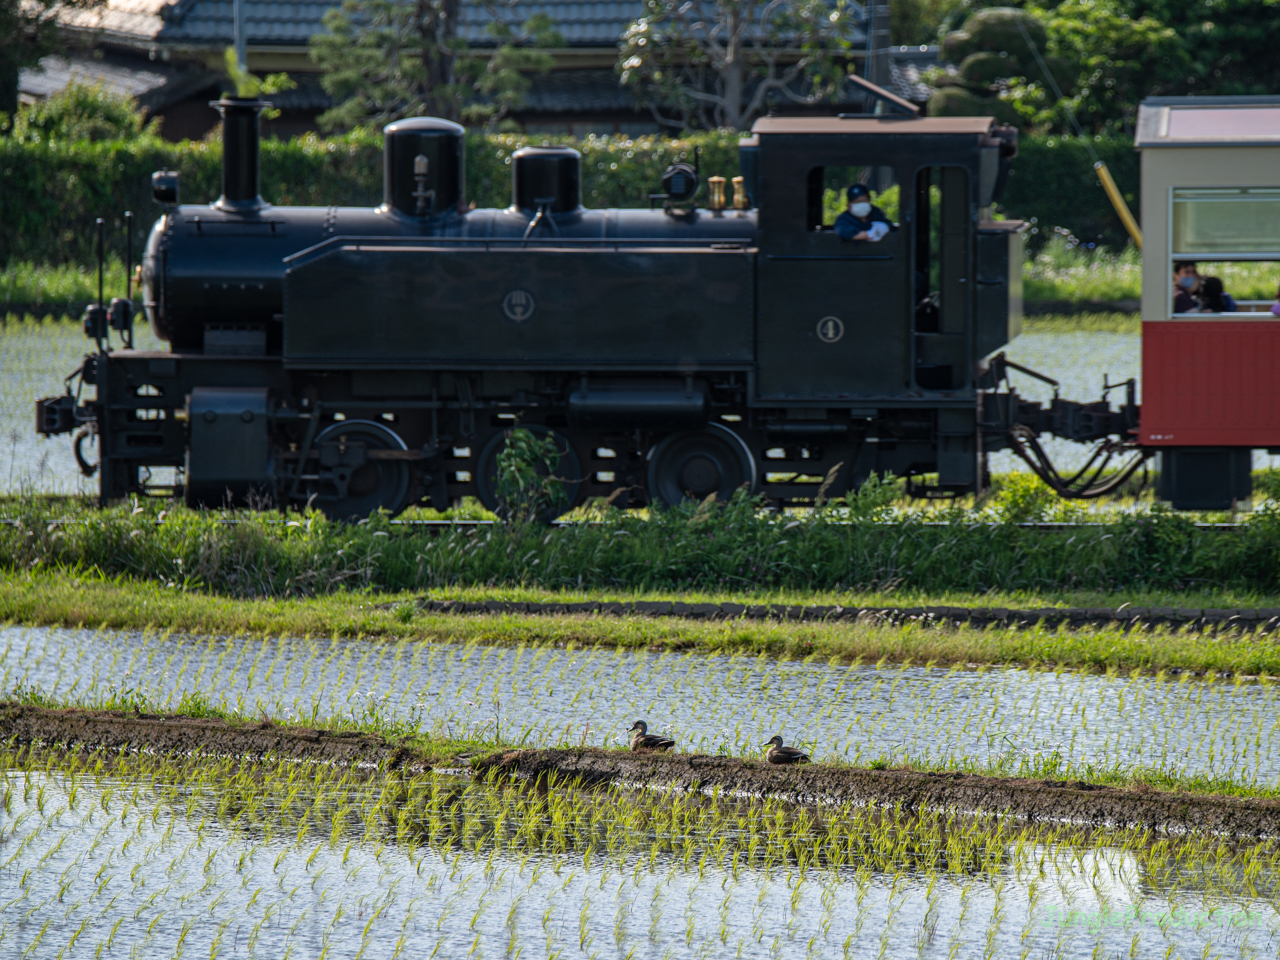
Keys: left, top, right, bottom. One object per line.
{"left": 0, "top": 703, "right": 431, "bottom": 772}
{"left": 475, "top": 749, "right": 1280, "bottom": 840}
{"left": 5, "top": 704, "right": 1278, "bottom": 839}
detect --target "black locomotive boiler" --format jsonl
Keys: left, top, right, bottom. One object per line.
{"left": 38, "top": 97, "right": 1140, "bottom": 517}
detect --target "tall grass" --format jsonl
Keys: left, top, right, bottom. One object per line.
{"left": 3, "top": 481, "right": 1280, "bottom": 598}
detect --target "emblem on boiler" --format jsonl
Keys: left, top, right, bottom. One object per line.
{"left": 502, "top": 289, "right": 537, "bottom": 323}
{"left": 816, "top": 316, "right": 844, "bottom": 343}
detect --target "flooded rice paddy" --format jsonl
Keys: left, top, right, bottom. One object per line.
{"left": 5, "top": 623, "right": 1279, "bottom": 785}
{"left": 4, "top": 625, "right": 1280, "bottom": 956}
{"left": 4, "top": 754, "right": 1278, "bottom": 959}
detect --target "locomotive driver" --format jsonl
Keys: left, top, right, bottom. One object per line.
{"left": 834, "top": 183, "right": 895, "bottom": 243}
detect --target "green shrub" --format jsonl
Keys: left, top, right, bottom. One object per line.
{"left": 494, "top": 427, "right": 570, "bottom": 526}
{"left": 9, "top": 82, "right": 155, "bottom": 144}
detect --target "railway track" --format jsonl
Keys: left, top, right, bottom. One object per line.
{"left": 0, "top": 518, "right": 1251, "bottom": 531}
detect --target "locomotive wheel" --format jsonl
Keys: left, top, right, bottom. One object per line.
{"left": 309, "top": 420, "right": 412, "bottom": 520}
{"left": 476, "top": 425, "right": 583, "bottom": 521}
{"left": 646, "top": 424, "right": 757, "bottom": 508}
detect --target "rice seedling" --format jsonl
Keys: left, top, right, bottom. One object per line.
{"left": 5, "top": 623, "right": 1280, "bottom": 795}
{"left": 1, "top": 743, "right": 1275, "bottom": 958}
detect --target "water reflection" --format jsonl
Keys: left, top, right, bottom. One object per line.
{"left": 5, "top": 624, "right": 1279, "bottom": 785}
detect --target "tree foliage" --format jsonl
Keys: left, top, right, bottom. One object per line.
{"left": 889, "top": 0, "right": 972, "bottom": 45}
{"left": 617, "top": 0, "right": 863, "bottom": 131}
{"left": 0, "top": 0, "right": 105, "bottom": 122}
{"left": 931, "top": 2, "right": 1188, "bottom": 134}
{"left": 8, "top": 81, "right": 153, "bottom": 143}
{"left": 1126, "top": 0, "right": 1280, "bottom": 97}
{"left": 931, "top": 0, "right": 1275, "bottom": 131}
{"left": 222, "top": 47, "right": 297, "bottom": 119}
{"left": 1018, "top": 0, "right": 1188, "bottom": 132}
{"left": 309, "top": 0, "right": 559, "bottom": 131}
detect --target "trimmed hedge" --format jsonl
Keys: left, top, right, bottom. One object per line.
{"left": 0, "top": 131, "right": 742, "bottom": 265}
{"left": 0, "top": 129, "right": 1137, "bottom": 265}
{"left": 1002, "top": 134, "right": 1140, "bottom": 249}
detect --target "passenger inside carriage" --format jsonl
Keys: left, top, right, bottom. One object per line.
{"left": 1172, "top": 260, "right": 1200, "bottom": 312}
{"left": 1193, "top": 276, "right": 1238, "bottom": 313}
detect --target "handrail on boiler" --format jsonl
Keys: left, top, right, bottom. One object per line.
{"left": 283, "top": 234, "right": 758, "bottom": 269}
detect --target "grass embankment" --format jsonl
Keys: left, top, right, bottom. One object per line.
{"left": 5, "top": 483, "right": 1280, "bottom": 600}
{"left": 5, "top": 698, "right": 1279, "bottom": 806}
{"left": 5, "top": 570, "right": 1280, "bottom": 677}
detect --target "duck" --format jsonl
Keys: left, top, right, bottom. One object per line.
{"left": 763, "top": 735, "right": 811, "bottom": 765}
{"left": 628, "top": 720, "right": 676, "bottom": 752}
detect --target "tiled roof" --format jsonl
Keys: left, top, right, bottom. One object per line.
{"left": 63, "top": 0, "right": 864, "bottom": 49}
{"left": 521, "top": 68, "right": 640, "bottom": 113}
{"left": 462, "top": 1, "right": 646, "bottom": 46}
{"left": 160, "top": 0, "right": 343, "bottom": 45}
{"left": 58, "top": 0, "right": 654, "bottom": 47}
{"left": 58, "top": 0, "right": 170, "bottom": 44}
{"left": 18, "top": 51, "right": 213, "bottom": 110}
{"left": 887, "top": 59, "right": 934, "bottom": 104}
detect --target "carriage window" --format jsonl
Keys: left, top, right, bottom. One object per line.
{"left": 1170, "top": 259, "right": 1280, "bottom": 316}
{"left": 1173, "top": 188, "right": 1280, "bottom": 256}
{"left": 1170, "top": 189, "right": 1280, "bottom": 317}
{"left": 805, "top": 166, "right": 897, "bottom": 231}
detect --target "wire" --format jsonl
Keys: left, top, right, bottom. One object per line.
{"left": 1012, "top": 16, "right": 1099, "bottom": 163}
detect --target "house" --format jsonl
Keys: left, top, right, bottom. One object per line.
{"left": 20, "top": 0, "right": 932, "bottom": 140}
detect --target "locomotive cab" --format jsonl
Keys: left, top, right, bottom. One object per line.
{"left": 749, "top": 116, "right": 1022, "bottom": 401}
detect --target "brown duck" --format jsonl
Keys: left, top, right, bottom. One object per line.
{"left": 628, "top": 720, "right": 676, "bottom": 752}
{"left": 763, "top": 735, "right": 811, "bottom": 765}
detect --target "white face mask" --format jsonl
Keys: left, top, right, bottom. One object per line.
{"left": 850, "top": 202, "right": 872, "bottom": 218}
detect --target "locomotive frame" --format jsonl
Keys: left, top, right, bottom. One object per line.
{"left": 39, "top": 95, "right": 1145, "bottom": 519}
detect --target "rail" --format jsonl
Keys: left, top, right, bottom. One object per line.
{"left": 0, "top": 518, "right": 1250, "bottom": 531}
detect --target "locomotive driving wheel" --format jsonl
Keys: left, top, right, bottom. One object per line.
{"left": 307, "top": 420, "right": 412, "bottom": 520}
{"left": 646, "top": 424, "right": 757, "bottom": 508}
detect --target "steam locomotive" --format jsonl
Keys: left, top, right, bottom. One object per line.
{"left": 37, "top": 96, "right": 1149, "bottom": 518}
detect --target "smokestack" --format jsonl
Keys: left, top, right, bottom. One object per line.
{"left": 210, "top": 97, "right": 269, "bottom": 212}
